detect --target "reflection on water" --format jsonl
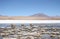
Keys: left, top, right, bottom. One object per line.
{"left": 0, "top": 36, "right": 3, "bottom": 39}
{"left": 41, "top": 34, "right": 59, "bottom": 39}
{"left": 41, "top": 34, "right": 51, "bottom": 39}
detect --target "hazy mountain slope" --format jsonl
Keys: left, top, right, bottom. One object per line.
{"left": 31, "top": 13, "right": 48, "bottom": 17}
{"left": 0, "top": 13, "right": 60, "bottom": 20}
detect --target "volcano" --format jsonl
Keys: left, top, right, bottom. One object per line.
{"left": 0, "top": 13, "right": 60, "bottom": 20}
{"left": 31, "top": 13, "right": 48, "bottom": 17}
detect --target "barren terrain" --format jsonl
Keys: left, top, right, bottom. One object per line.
{"left": 0, "top": 13, "right": 60, "bottom": 20}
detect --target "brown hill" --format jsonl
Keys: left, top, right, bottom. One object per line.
{"left": 0, "top": 16, "right": 60, "bottom": 20}
{"left": 0, "top": 13, "right": 60, "bottom": 20}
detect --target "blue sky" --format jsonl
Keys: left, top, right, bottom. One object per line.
{"left": 0, "top": 0, "right": 60, "bottom": 16}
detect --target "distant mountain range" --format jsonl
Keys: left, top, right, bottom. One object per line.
{"left": 0, "top": 13, "right": 60, "bottom": 20}
{"left": 31, "top": 13, "right": 49, "bottom": 17}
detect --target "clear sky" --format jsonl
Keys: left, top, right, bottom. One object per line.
{"left": 0, "top": 0, "right": 60, "bottom": 16}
